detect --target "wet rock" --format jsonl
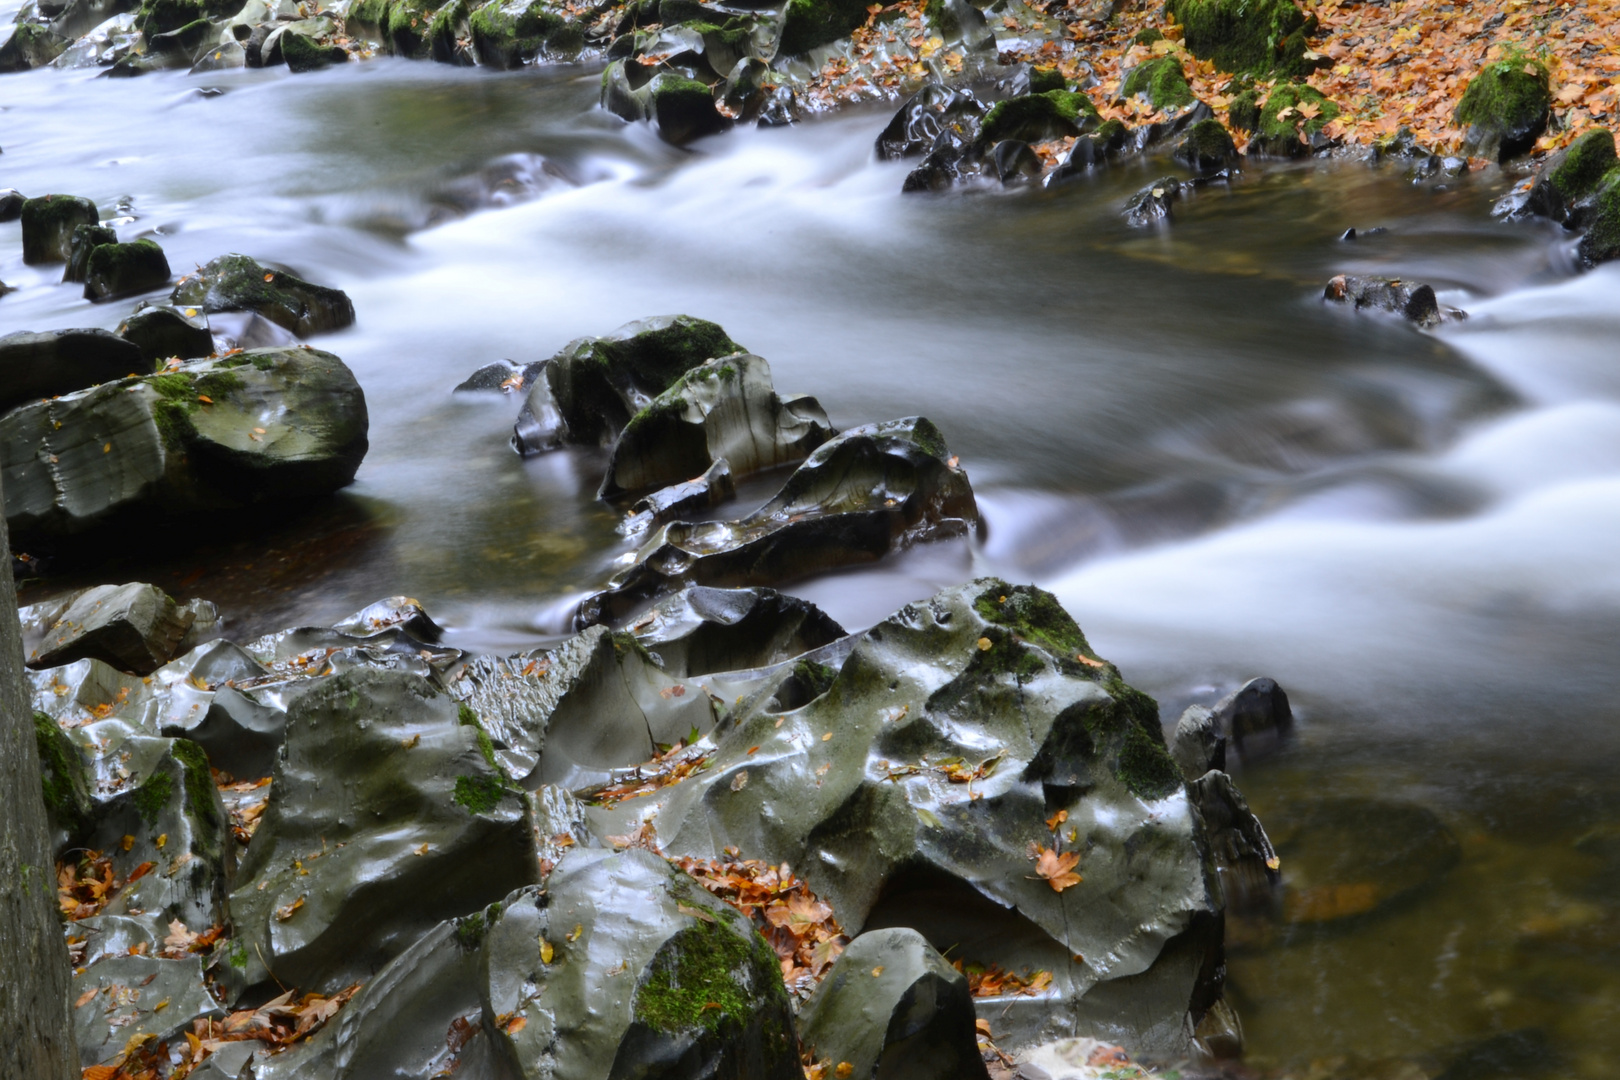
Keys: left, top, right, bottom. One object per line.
{"left": 629, "top": 585, "right": 846, "bottom": 677}
{"left": 0, "top": 20, "right": 70, "bottom": 71}
{"left": 72, "top": 954, "right": 223, "bottom": 1066}
{"left": 1578, "top": 171, "right": 1620, "bottom": 268}
{"left": 63, "top": 223, "right": 118, "bottom": 284}
{"left": 161, "top": 684, "right": 286, "bottom": 779}
{"left": 27, "top": 582, "right": 193, "bottom": 674}
{"left": 117, "top": 304, "right": 215, "bottom": 364}
{"left": 0, "top": 346, "right": 369, "bottom": 550}
{"left": 35, "top": 709, "right": 94, "bottom": 850}
{"left": 170, "top": 253, "right": 355, "bottom": 337}
{"left": 281, "top": 29, "right": 348, "bottom": 70}
{"left": 147, "top": 15, "right": 214, "bottom": 54}
{"left": 589, "top": 579, "right": 1226, "bottom": 1056}
{"left": 1189, "top": 770, "right": 1280, "bottom": 923}
{"left": 1165, "top": 0, "right": 1319, "bottom": 78}
{"left": 577, "top": 416, "right": 980, "bottom": 626}
{"left": 85, "top": 238, "right": 172, "bottom": 301}
{"left": 1246, "top": 81, "right": 1339, "bottom": 158}
{"left": 453, "top": 357, "right": 546, "bottom": 393}
{"left": 1174, "top": 117, "right": 1238, "bottom": 172}
{"left": 513, "top": 314, "right": 743, "bottom": 453}
{"left": 1456, "top": 55, "right": 1551, "bottom": 163}
{"left": 1211, "top": 675, "right": 1293, "bottom": 762}
{"left": 1504, "top": 127, "right": 1616, "bottom": 224}
{"left": 979, "top": 89, "right": 1099, "bottom": 144}
{"left": 1171, "top": 704, "right": 1224, "bottom": 780}
{"left": 991, "top": 140, "right": 1041, "bottom": 185}
{"left": 1323, "top": 273, "right": 1443, "bottom": 328}
{"left": 874, "top": 83, "right": 984, "bottom": 160}
{"left": 451, "top": 624, "right": 715, "bottom": 785}
{"left": 20, "top": 193, "right": 100, "bottom": 264}
{"left": 190, "top": 37, "right": 245, "bottom": 71}
{"left": 224, "top": 668, "right": 540, "bottom": 1001}
{"left": 1122, "top": 56, "right": 1194, "bottom": 110}
{"left": 0, "top": 187, "right": 24, "bottom": 220}
{"left": 619, "top": 456, "right": 737, "bottom": 539}
{"left": 469, "top": 0, "right": 582, "bottom": 67}
{"left": 599, "top": 352, "right": 834, "bottom": 499}
{"left": 1048, "top": 120, "right": 1131, "bottom": 180}
{"left": 603, "top": 63, "right": 732, "bottom": 146}
{"left": 798, "top": 927, "right": 990, "bottom": 1080}
{"left": 0, "top": 328, "right": 144, "bottom": 415}
{"left": 1123, "top": 176, "right": 1181, "bottom": 226}
{"left": 778, "top": 0, "right": 869, "bottom": 55}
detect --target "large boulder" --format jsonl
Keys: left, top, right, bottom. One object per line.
{"left": 797, "top": 927, "right": 990, "bottom": 1080}
{"left": 35, "top": 710, "right": 94, "bottom": 851}
{"left": 1, "top": 346, "right": 368, "bottom": 549}
{"left": 1455, "top": 54, "right": 1551, "bottom": 162}
{"left": 1164, "top": 0, "right": 1318, "bottom": 78}
{"left": 0, "top": 328, "right": 145, "bottom": 415}
{"left": 0, "top": 20, "right": 70, "bottom": 72}
{"left": 20, "top": 194, "right": 100, "bottom": 264}
{"left": 578, "top": 417, "right": 980, "bottom": 625}
{"left": 469, "top": 0, "right": 579, "bottom": 67}
{"left": 224, "top": 669, "right": 540, "bottom": 1002}
{"left": 170, "top": 253, "right": 355, "bottom": 337}
{"left": 587, "top": 579, "right": 1232, "bottom": 1056}
{"left": 513, "top": 315, "right": 744, "bottom": 452}
{"left": 599, "top": 353, "right": 834, "bottom": 499}
{"left": 777, "top": 0, "right": 869, "bottom": 55}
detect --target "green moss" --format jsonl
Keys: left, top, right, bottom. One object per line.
{"left": 1167, "top": 0, "right": 1313, "bottom": 76}
{"left": 453, "top": 774, "right": 506, "bottom": 814}
{"left": 905, "top": 417, "right": 949, "bottom": 460}
{"left": 455, "top": 911, "right": 487, "bottom": 948}
{"left": 136, "top": 0, "right": 205, "bottom": 35}
{"left": 226, "top": 938, "right": 249, "bottom": 969}
{"left": 84, "top": 239, "right": 169, "bottom": 297}
{"left": 1116, "top": 721, "right": 1183, "bottom": 799}
{"left": 1133, "top": 27, "right": 1164, "bottom": 45}
{"left": 973, "top": 581, "right": 1088, "bottom": 661}
{"left": 133, "top": 771, "right": 175, "bottom": 828}
{"left": 282, "top": 30, "right": 349, "bottom": 70}
{"left": 980, "top": 90, "right": 1099, "bottom": 143}
{"left": 777, "top": 0, "right": 869, "bottom": 55}
{"left": 1578, "top": 168, "right": 1620, "bottom": 266}
{"left": 1122, "top": 56, "right": 1194, "bottom": 109}
{"left": 792, "top": 659, "right": 840, "bottom": 699}
{"left": 1456, "top": 53, "right": 1550, "bottom": 136}
{"left": 34, "top": 712, "right": 91, "bottom": 840}
{"left": 1549, "top": 129, "right": 1616, "bottom": 201}
{"left": 1029, "top": 65, "right": 1066, "bottom": 93}
{"left": 348, "top": 0, "right": 390, "bottom": 24}
{"left": 1258, "top": 81, "right": 1338, "bottom": 137}
{"left": 385, "top": 0, "right": 437, "bottom": 57}
{"left": 1227, "top": 86, "right": 1260, "bottom": 131}
{"left": 633, "top": 915, "right": 776, "bottom": 1033}
{"left": 1177, "top": 117, "right": 1237, "bottom": 167}
{"left": 171, "top": 739, "right": 220, "bottom": 831}
{"left": 193, "top": 369, "right": 245, "bottom": 399}
{"left": 457, "top": 703, "right": 500, "bottom": 771}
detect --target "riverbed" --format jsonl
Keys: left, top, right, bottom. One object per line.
{"left": 4, "top": 56, "right": 1619, "bottom": 1076}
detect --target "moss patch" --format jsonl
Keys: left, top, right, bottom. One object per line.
{"left": 1116, "top": 720, "right": 1183, "bottom": 799}
{"left": 453, "top": 774, "right": 506, "bottom": 814}
{"left": 133, "top": 771, "right": 175, "bottom": 827}
{"left": 1258, "top": 81, "right": 1339, "bottom": 138}
{"left": 1167, "top": 0, "right": 1314, "bottom": 77}
{"left": 171, "top": 739, "right": 220, "bottom": 831}
{"left": 1122, "top": 56, "right": 1194, "bottom": 109}
{"left": 457, "top": 703, "right": 500, "bottom": 772}
{"left": 973, "top": 580, "right": 1089, "bottom": 661}
{"left": 980, "top": 90, "right": 1099, "bottom": 143}
{"left": 778, "top": 0, "right": 870, "bottom": 56}
{"left": 35, "top": 712, "right": 91, "bottom": 840}
{"left": 1549, "top": 128, "right": 1616, "bottom": 201}
{"left": 1455, "top": 54, "right": 1550, "bottom": 144}
{"left": 1578, "top": 169, "right": 1620, "bottom": 266}
{"left": 633, "top": 915, "right": 777, "bottom": 1033}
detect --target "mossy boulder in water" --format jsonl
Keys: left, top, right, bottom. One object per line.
{"left": 1122, "top": 55, "right": 1194, "bottom": 110}
{"left": 798, "top": 928, "right": 990, "bottom": 1080}
{"left": 63, "top": 223, "right": 118, "bottom": 284}
{"left": 383, "top": 0, "right": 435, "bottom": 55}
{"left": 0, "top": 20, "right": 68, "bottom": 71}
{"left": 578, "top": 416, "right": 981, "bottom": 625}
{"left": 1455, "top": 54, "right": 1551, "bottom": 163}
{"left": 978, "top": 89, "right": 1098, "bottom": 144}
{"left": 778, "top": 0, "right": 869, "bottom": 56}
{"left": 170, "top": 253, "right": 354, "bottom": 336}
{"left": 0, "top": 328, "right": 144, "bottom": 414}
{"left": 281, "top": 29, "right": 348, "bottom": 69}
{"left": 117, "top": 305, "right": 215, "bottom": 364}
{"left": 1174, "top": 117, "right": 1238, "bottom": 171}
{"left": 1577, "top": 169, "right": 1620, "bottom": 268}
{"left": 1247, "top": 81, "right": 1338, "bottom": 158}
{"left": 223, "top": 669, "right": 541, "bottom": 1002}
{"left": 21, "top": 194, "right": 100, "bottom": 264}
{"left": 84, "top": 239, "right": 172, "bottom": 301}
{"left": 514, "top": 314, "right": 744, "bottom": 452}
{"left": 469, "top": 0, "right": 571, "bottom": 65}
{"left": 1166, "top": 0, "right": 1317, "bottom": 77}
{"left": 0, "top": 346, "right": 368, "bottom": 550}
{"left": 603, "top": 63, "right": 732, "bottom": 146}
{"left": 600, "top": 352, "right": 834, "bottom": 499}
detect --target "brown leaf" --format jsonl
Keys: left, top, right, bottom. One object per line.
{"left": 1034, "top": 848, "right": 1082, "bottom": 892}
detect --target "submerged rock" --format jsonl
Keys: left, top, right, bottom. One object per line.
{"left": 1123, "top": 176, "right": 1182, "bottom": 225}
{"left": 117, "top": 304, "right": 215, "bottom": 364}
{"left": 20, "top": 193, "right": 100, "bottom": 263}
{"left": 604, "top": 64, "right": 733, "bottom": 146}
{"left": 224, "top": 669, "right": 540, "bottom": 1001}
{"left": 1, "top": 346, "right": 368, "bottom": 549}
{"left": 578, "top": 416, "right": 980, "bottom": 626}
{"left": 1323, "top": 273, "right": 1448, "bottom": 328}
{"left": 170, "top": 253, "right": 355, "bottom": 337}
{"left": 513, "top": 314, "right": 744, "bottom": 453}
{"left": 589, "top": 579, "right": 1228, "bottom": 1056}
{"left": 599, "top": 352, "right": 834, "bottom": 499}
{"left": 1455, "top": 54, "right": 1551, "bottom": 163}
{"left": 0, "top": 328, "right": 144, "bottom": 415}
{"left": 798, "top": 927, "right": 990, "bottom": 1080}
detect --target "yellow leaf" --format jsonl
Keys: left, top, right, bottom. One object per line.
{"left": 871, "top": 965, "right": 884, "bottom": 977}
{"left": 121, "top": 834, "right": 134, "bottom": 851}
{"left": 540, "top": 940, "right": 554, "bottom": 963}
{"left": 976, "top": 637, "right": 992, "bottom": 651}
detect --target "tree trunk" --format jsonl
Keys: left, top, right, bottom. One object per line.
{"left": 0, "top": 478, "right": 80, "bottom": 1079}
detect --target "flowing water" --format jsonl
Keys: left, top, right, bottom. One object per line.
{"left": 5, "top": 56, "right": 1620, "bottom": 1076}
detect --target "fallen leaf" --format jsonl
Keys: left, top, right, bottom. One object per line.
{"left": 871, "top": 965, "right": 884, "bottom": 977}
{"left": 1045, "top": 809, "right": 1068, "bottom": 831}
{"left": 835, "top": 1064, "right": 853, "bottom": 1079}
{"left": 976, "top": 637, "right": 992, "bottom": 651}
{"left": 75, "top": 987, "right": 100, "bottom": 1007}
{"left": 540, "top": 940, "right": 554, "bottom": 963}
{"left": 275, "top": 896, "right": 306, "bottom": 921}
{"left": 731, "top": 771, "right": 749, "bottom": 792}
{"left": 1034, "top": 848, "right": 1082, "bottom": 892}
{"left": 121, "top": 835, "right": 134, "bottom": 852}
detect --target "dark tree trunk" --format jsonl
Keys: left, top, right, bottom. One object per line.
{"left": 0, "top": 478, "right": 80, "bottom": 1079}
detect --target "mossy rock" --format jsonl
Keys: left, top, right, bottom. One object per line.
{"left": 648, "top": 72, "right": 730, "bottom": 144}
{"left": 135, "top": 0, "right": 206, "bottom": 35}
{"left": 0, "top": 21, "right": 69, "bottom": 72}
{"left": 118, "top": 305, "right": 214, "bottom": 365}
{"left": 63, "top": 223, "right": 118, "bottom": 284}
{"left": 21, "top": 194, "right": 100, "bottom": 265}
{"left": 148, "top": 16, "right": 214, "bottom": 53}
{"left": 282, "top": 30, "right": 349, "bottom": 70}
{"left": 1577, "top": 168, "right": 1620, "bottom": 268}
{"left": 1455, "top": 54, "right": 1551, "bottom": 162}
{"left": 1028, "top": 64, "right": 1065, "bottom": 93}
{"left": 1226, "top": 85, "right": 1260, "bottom": 131}
{"left": 170, "top": 253, "right": 354, "bottom": 336}
{"left": 1247, "top": 81, "right": 1337, "bottom": 157}
{"left": 35, "top": 712, "right": 93, "bottom": 851}
{"left": 85, "top": 239, "right": 172, "bottom": 302}
{"left": 385, "top": 0, "right": 437, "bottom": 57}
{"left": 1134, "top": 26, "right": 1164, "bottom": 46}
{"left": 1121, "top": 55, "right": 1194, "bottom": 110}
{"left": 777, "top": 0, "right": 869, "bottom": 56}
{"left": 1548, "top": 129, "right": 1618, "bottom": 203}
{"left": 346, "top": 0, "right": 391, "bottom": 30}
{"left": 1166, "top": 0, "right": 1316, "bottom": 77}
{"left": 1174, "top": 117, "right": 1237, "bottom": 172}
{"left": 979, "top": 89, "right": 1098, "bottom": 144}
{"left": 469, "top": 0, "right": 564, "bottom": 65}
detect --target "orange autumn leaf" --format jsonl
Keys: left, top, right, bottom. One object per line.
{"left": 1034, "top": 847, "right": 1082, "bottom": 892}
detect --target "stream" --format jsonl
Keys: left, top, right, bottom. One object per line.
{"left": 5, "top": 56, "right": 1620, "bottom": 1076}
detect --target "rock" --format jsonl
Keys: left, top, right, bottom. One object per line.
{"left": 1170, "top": 704, "right": 1223, "bottom": 780}
{"left": 513, "top": 314, "right": 744, "bottom": 453}
{"left": 428, "top": 0, "right": 474, "bottom": 64}
{"left": 1456, "top": 55, "right": 1551, "bottom": 163}
{"left": 599, "top": 352, "right": 835, "bottom": 499}
{"left": 27, "top": 582, "right": 193, "bottom": 674}
{"left": 778, "top": 0, "right": 870, "bottom": 55}
{"left": 85, "top": 238, "right": 172, "bottom": 301}
{"left": 588, "top": 579, "right": 1228, "bottom": 1056}
{"left": 1210, "top": 676, "right": 1293, "bottom": 762}
{"left": 1188, "top": 770, "right": 1280, "bottom": 923}
{"left": 1124, "top": 176, "right": 1181, "bottom": 226}
{"left": 0, "top": 21, "right": 70, "bottom": 71}
{"left": 281, "top": 28, "right": 347, "bottom": 70}
{"left": 0, "top": 188, "right": 24, "bottom": 220}
{"left": 160, "top": 684, "right": 286, "bottom": 779}
{"left": 1, "top": 346, "right": 369, "bottom": 550}
{"left": 1508, "top": 127, "right": 1617, "bottom": 224}
{"left": 469, "top": 0, "right": 580, "bottom": 68}
{"left": 1174, "top": 117, "right": 1238, "bottom": 172}
{"left": 117, "top": 304, "right": 215, "bottom": 364}
{"left": 452, "top": 357, "right": 546, "bottom": 393}
{"left": 385, "top": 0, "right": 436, "bottom": 57}
{"left": 798, "top": 927, "right": 990, "bottom": 1080}
{"left": 35, "top": 709, "right": 94, "bottom": 850}
{"left": 170, "top": 253, "right": 355, "bottom": 337}
{"left": 978, "top": 89, "right": 1099, "bottom": 144}
{"left": 1323, "top": 273, "right": 1443, "bottom": 328}
{"left": 629, "top": 585, "right": 846, "bottom": 677}
{"left": 1122, "top": 56, "right": 1194, "bottom": 110}
{"left": 603, "top": 64, "right": 732, "bottom": 146}
{"left": 0, "top": 328, "right": 144, "bottom": 415}
{"left": 991, "top": 140, "right": 1043, "bottom": 185}
{"left": 147, "top": 16, "right": 213, "bottom": 53}
{"left": 451, "top": 624, "right": 715, "bottom": 786}
{"left": 619, "top": 457, "right": 737, "bottom": 539}
{"left": 224, "top": 669, "right": 540, "bottom": 1001}
{"left": 577, "top": 416, "right": 981, "bottom": 626}
{"left": 20, "top": 194, "right": 100, "bottom": 264}
{"left": 1049, "top": 120, "right": 1131, "bottom": 180}
{"left": 63, "top": 223, "right": 118, "bottom": 284}
{"left": 874, "top": 83, "right": 984, "bottom": 161}
{"left": 1164, "top": 0, "right": 1319, "bottom": 78}
{"left": 1578, "top": 171, "right": 1620, "bottom": 268}
{"left": 1246, "top": 81, "right": 1339, "bottom": 158}
{"left": 190, "top": 37, "right": 246, "bottom": 71}
{"left": 71, "top": 954, "right": 223, "bottom": 1066}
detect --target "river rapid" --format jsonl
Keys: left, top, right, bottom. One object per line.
{"left": 5, "top": 56, "right": 1620, "bottom": 1076}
